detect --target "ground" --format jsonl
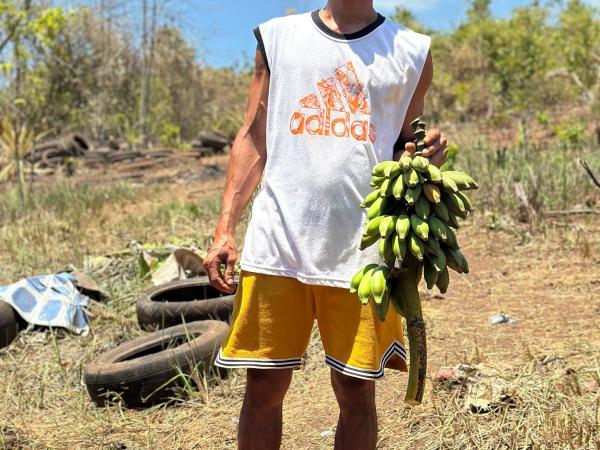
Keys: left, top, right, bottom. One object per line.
{"left": 0, "top": 154, "right": 598, "bottom": 449}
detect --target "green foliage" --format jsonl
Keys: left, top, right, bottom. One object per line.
{"left": 554, "top": 123, "right": 585, "bottom": 148}
{"left": 393, "top": 1, "right": 600, "bottom": 124}
{"left": 0, "top": 3, "right": 250, "bottom": 144}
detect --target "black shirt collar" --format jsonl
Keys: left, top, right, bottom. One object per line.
{"left": 311, "top": 9, "right": 385, "bottom": 40}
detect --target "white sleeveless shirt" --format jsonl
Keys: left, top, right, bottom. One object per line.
{"left": 240, "top": 11, "right": 431, "bottom": 288}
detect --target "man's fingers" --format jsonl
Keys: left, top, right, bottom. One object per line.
{"left": 421, "top": 145, "right": 438, "bottom": 158}
{"left": 224, "top": 256, "right": 237, "bottom": 290}
{"left": 206, "top": 259, "right": 231, "bottom": 293}
{"left": 431, "top": 148, "right": 448, "bottom": 167}
{"left": 404, "top": 142, "right": 416, "bottom": 157}
{"left": 423, "top": 129, "right": 441, "bottom": 146}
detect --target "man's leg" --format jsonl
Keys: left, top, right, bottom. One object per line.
{"left": 238, "top": 368, "right": 294, "bottom": 450}
{"left": 330, "top": 370, "right": 377, "bottom": 450}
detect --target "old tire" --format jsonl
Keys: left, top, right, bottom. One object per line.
{"left": 84, "top": 321, "right": 228, "bottom": 407}
{"left": 0, "top": 302, "right": 19, "bottom": 349}
{"left": 136, "top": 277, "right": 235, "bottom": 330}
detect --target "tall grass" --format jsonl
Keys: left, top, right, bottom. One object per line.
{"left": 454, "top": 137, "right": 600, "bottom": 214}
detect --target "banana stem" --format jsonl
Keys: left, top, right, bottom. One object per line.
{"left": 392, "top": 258, "right": 427, "bottom": 405}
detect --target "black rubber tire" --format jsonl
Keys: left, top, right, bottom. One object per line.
{"left": 136, "top": 277, "right": 235, "bottom": 330}
{"left": 84, "top": 321, "right": 229, "bottom": 407}
{"left": 0, "top": 302, "right": 19, "bottom": 349}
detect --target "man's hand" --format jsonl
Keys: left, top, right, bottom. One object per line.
{"left": 204, "top": 234, "right": 238, "bottom": 294}
{"left": 400, "top": 128, "right": 448, "bottom": 167}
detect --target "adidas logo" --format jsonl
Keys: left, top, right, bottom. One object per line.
{"left": 289, "top": 61, "right": 376, "bottom": 143}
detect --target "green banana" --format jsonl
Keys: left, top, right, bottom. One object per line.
{"left": 441, "top": 171, "right": 479, "bottom": 190}
{"left": 379, "top": 177, "right": 394, "bottom": 197}
{"left": 423, "top": 260, "right": 438, "bottom": 289}
{"left": 433, "top": 201, "right": 450, "bottom": 222}
{"left": 446, "top": 210, "right": 461, "bottom": 229}
{"left": 440, "top": 173, "right": 459, "bottom": 193}
{"left": 349, "top": 263, "right": 379, "bottom": 293}
{"left": 423, "top": 183, "right": 441, "bottom": 204}
{"left": 384, "top": 161, "right": 402, "bottom": 179}
{"left": 445, "top": 247, "right": 469, "bottom": 274}
{"left": 424, "top": 237, "right": 443, "bottom": 257}
{"left": 372, "top": 289, "right": 391, "bottom": 321}
{"left": 428, "top": 216, "right": 448, "bottom": 242}
{"left": 367, "top": 197, "right": 383, "bottom": 220}
{"left": 428, "top": 251, "right": 447, "bottom": 273}
{"left": 370, "top": 175, "right": 385, "bottom": 187}
{"left": 392, "top": 173, "right": 406, "bottom": 200}
{"left": 358, "top": 267, "right": 376, "bottom": 304}
{"left": 405, "top": 184, "right": 422, "bottom": 205}
{"left": 415, "top": 195, "right": 431, "bottom": 220}
{"left": 445, "top": 226, "right": 459, "bottom": 249}
{"left": 379, "top": 234, "right": 396, "bottom": 267}
{"left": 408, "top": 233, "right": 425, "bottom": 261}
{"left": 410, "top": 117, "right": 422, "bottom": 130}
{"left": 410, "top": 214, "right": 429, "bottom": 241}
{"left": 456, "top": 191, "right": 473, "bottom": 212}
{"left": 392, "top": 233, "right": 407, "bottom": 261}
{"left": 361, "top": 189, "right": 381, "bottom": 208}
{"left": 404, "top": 167, "right": 420, "bottom": 187}
{"left": 435, "top": 266, "right": 449, "bottom": 294}
{"left": 370, "top": 266, "right": 390, "bottom": 303}
{"left": 412, "top": 155, "right": 430, "bottom": 173}
{"left": 399, "top": 156, "right": 412, "bottom": 171}
{"left": 444, "top": 192, "right": 467, "bottom": 216}
{"left": 395, "top": 215, "right": 411, "bottom": 240}
{"left": 364, "top": 216, "right": 385, "bottom": 236}
{"left": 360, "top": 233, "right": 379, "bottom": 251}
{"left": 379, "top": 215, "right": 397, "bottom": 238}
{"left": 426, "top": 164, "right": 443, "bottom": 183}
{"left": 372, "top": 161, "right": 396, "bottom": 177}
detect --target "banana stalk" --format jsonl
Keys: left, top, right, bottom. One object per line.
{"left": 391, "top": 256, "right": 426, "bottom": 405}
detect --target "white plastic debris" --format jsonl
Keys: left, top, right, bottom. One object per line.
{"left": 489, "top": 313, "right": 517, "bottom": 325}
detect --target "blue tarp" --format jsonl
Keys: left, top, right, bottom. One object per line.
{"left": 0, "top": 272, "right": 90, "bottom": 335}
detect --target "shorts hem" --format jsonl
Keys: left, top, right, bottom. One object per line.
{"left": 215, "top": 349, "right": 303, "bottom": 370}
{"left": 325, "top": 341, "right": 407, "bottom": 381}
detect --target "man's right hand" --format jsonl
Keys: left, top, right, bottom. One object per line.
{"left": 204, "top": 234, "right": 238, "bottom": 294}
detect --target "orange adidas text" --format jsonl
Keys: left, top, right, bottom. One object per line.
{"left": 290, "top": 109, "right": 376, "bottom": 143}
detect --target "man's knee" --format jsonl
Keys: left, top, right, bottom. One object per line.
{"left": 245, "top": 368, "right": 293, "bottom": 411}
{"left": 331, "top": 370, "right": 375, "bottom": 412}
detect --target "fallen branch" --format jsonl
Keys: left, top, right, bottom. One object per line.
{"left": 543, "top": 208, "right": 600, "bottom": 216}
{"left": 580, "top": 159, "right": 600, "bottom": 189}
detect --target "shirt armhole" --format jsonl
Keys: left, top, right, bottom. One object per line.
{"left": 253, "top": 27, "right": 270, "bottom": 74}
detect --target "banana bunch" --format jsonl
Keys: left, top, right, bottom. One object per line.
{"left": 351, "top": 117, "right": 478, "bottom": 319}
{"left": 350, "top": 117, "right": 478, "bottom": 406}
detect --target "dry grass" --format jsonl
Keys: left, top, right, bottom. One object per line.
{"left": 0, "top": 155, "right": 599, "bottom": 449}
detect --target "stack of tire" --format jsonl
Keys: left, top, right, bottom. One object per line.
{"left": 191, "top": 131, "right": 232, "bottom": 157}
{"left": 0, "top": 302, "right": 20, "bottom": 350}
{"left": 84, "top": 276, "right": 235, "bottom": 408}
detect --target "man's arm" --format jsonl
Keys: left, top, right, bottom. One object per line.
{"left": 394, "top": 51, "right": 448, "bottom": 166}
{"left": 204, "top": 49, "right": 269, "bottom": 293}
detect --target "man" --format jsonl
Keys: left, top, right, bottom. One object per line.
{"left": 204, "top": 2, "right": 447, "bottom": 449}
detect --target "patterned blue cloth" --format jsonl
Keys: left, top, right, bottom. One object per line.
{"left": 0, "top": 273, "right": 90, "bottom": 335}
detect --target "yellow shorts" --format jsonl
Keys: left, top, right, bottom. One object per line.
{"left": 215, "top": 271, "right": 407, "bottom": 380}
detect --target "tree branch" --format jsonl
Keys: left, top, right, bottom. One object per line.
{"left": 580, "top": 159, "right": 600, "bottom": 189}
